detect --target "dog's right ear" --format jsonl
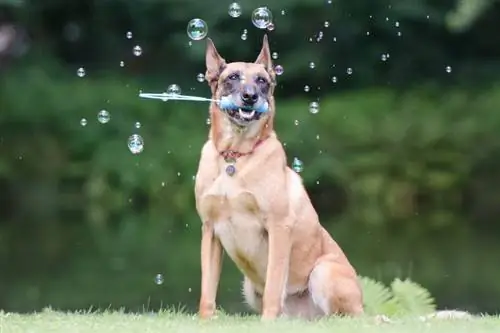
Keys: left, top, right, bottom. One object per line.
{"left": 205, "top": 38, "right": 226, "bottom": 88}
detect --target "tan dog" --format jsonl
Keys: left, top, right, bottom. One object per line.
{"left": 194, "top": 34, "right": 363, "bottom": 321}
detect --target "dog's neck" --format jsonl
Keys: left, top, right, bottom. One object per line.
{"left": 209, "top": 104, "right": 272, "bottom": 154}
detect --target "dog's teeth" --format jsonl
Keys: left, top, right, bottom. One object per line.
{"left": 238, "top": 109, "right": 255, "bottom": 119}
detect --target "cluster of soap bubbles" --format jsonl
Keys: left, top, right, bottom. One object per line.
{"left": 186, "top": 4, "right": 274, "bottom": 42}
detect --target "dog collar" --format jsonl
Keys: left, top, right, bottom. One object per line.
{"left": 219, "top": 139, "right": 265, "bottom": 176}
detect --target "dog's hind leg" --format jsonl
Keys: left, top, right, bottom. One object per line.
{"left": 242, "top": 277, "right": 263, "bottom": 313}
{"left": 308, "top": 254, "right": 364, "bottom": 316}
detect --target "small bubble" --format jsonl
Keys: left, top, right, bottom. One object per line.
{"left": 445, "top": 66, "right": 452, "bottom": 73}
{"left": 309, "top": 62, "right": 315, "bottom": 69}
{"left": 267, "top": 22, "right": 275, "bottom": 31}
{"left": 167, "top": 84, "right": 181, "bottom": 95}
{"left": 97, "top": 109, "right": 110, "bottom": 124}
{"left": 309, "top": 101, "right": 319, "bottom": 114}
{"left": 77, "top": 67, "right": 85, "bottom": 77}
{"left": 366, "top": 31, "right": 370, "bottom": 36}
{"left": 128, "top": 134, "right": 144, "bottom": 154}
{"left": 426, "top": 15, "right": 430, "bottom": 19}
{"left": 294, "top": 119, "right": 299, "bottom": 126}
{"left": 272, "top": 52, "right": 278, "bottom": 60}
{"left": 324, "top": 21, "right": 330, "bottom": 28}
{"left": 395, "top": 21, "right": 400, "bottom": 27}
{"left": 327, "top": 0, "right": 332, "bottom": 4}
{"left": 187, "top": 18, "right": 208, "bottom": 41}
{"left": 251, "top": 7, "right": 273, "bottom": 29}
{"left": 133, "top": 45, "right": 142, "bottom": 56}
{"left": 333, "top": 37, "right": 337, "bottom": 42}
{"left": 228, "top": 2, "right": 242, "bottom": 18}
{"left": 332, "top": 76, "right": 337, "bottom": 83}
{"left": 381, "top": 54, "right": 387, "bottom": 61}
{"left": 346, "top": 67, "right": 353, "bottom": 75}
{"left": 119, "top": 61, "right": 125, "bottom": 67}
{"left": 126, "top": 31, "right": 133, "bottom": 39}
{"left": 281, "top": 10, "right": 286, "bottom": 15}
{"left": 135, "top": 122, "right": 141, "bottom": 129}
{"left": 243, "top": 29, "right": 248, "bottom": 34}
{"left": 196, "top": 73, "right": 205, "bottom": 82}
{"left": 304, "top": 85, "right": 310, "bottom": 92}
{"left": 241, "top": 33, "right": 247, "bottom": 41}
{"left": 154, "top": 274, "right": 164, "bottom": 285}
{"left": 292, "top": 157, "right": 304, "bottom": 173}
{"left": 397, "top": 31, "right": 402, "bottom": 37}
{"left": 188, "top": 288, "right": 192, "bottom": 292}
{"left": 80, "top": 118, "right": 87, "bottom": 126}
{"left": 206, "top": 118, "right": 211, "bottom": 125}
{"left": 274, "top": 65, "right": 284, "bottom": 76}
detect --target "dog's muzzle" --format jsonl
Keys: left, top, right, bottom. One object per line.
{"left": 218, "top": 95, "right": 269, "bottom": 123}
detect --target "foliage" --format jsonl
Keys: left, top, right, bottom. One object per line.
{"left": 360, "top": 276, "right": 436, "bottom": 316}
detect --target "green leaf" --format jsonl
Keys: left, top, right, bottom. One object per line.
{"left": 390, "top": 278, "right": 437, "bottom": 316}
{"left": 359, "top": 276, "right": 399, "bottom": 316}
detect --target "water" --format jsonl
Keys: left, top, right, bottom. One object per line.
{"left": 77, "top": 67, "right": 85, "bottom": 77}
{"left": 97, "top": 110, "right": 110, "bottom": 124}
{"left": 128, "top": 134, "right": 144, "bottom": 154}
{"left": 196, "top": 73, "right": 205, "bottom": 82}
{"left": 309, "top": 101, "right": 320, "bottom": 114}
{"left": 166, "top": 84, "right": 181, "bottom": 95}
{"left": 251, "top": 7, "right": 273, "bottom": 29}
{"left": 187, "top": 18, "right": 208, "bottom": 41}
{"left": 274, "top": 65, "right": 284, "bottom": 76}
{"left": 292, "top": 157, "right": 304, "bottom": 173}
{"left": 133, "top": 45, "right": 142, "bottom": 56}
{"left": 228, "top": 3, "right": 242, "bottom": 18}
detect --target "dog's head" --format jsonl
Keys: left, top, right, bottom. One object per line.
{"left": 205, "top": 35, "right": 276, "bottom": 128}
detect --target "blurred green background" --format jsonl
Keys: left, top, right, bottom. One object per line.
{"left": 0, "top": 0, "right": 499, "bottom": 315}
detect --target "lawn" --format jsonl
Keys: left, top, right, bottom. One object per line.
{"left": 1, "top": 309, "right": 499, "bottom": 333}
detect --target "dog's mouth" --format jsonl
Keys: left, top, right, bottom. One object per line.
{"left": 224, "top": 106, "right": 262, "bottom": 123}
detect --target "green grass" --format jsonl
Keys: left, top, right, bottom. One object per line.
{"left": 1, "top": 309, "right": 499, "bottom": 333}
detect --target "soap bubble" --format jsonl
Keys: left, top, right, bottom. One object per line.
{"left": 77, "top": 67, "right": 85, "bottom": 77}
{"left": 187, "top": 18, "right": 208, "bottom": 41}
{"left": 228, "top": 3, "right": 242, "bottom": 18}
{"left": 97, "top": 110, "right": 110, "bottom": 124}
{"left": 251, "top": 7, "right": 272, "bottom": 29}
{"left": 196, "top": 73, "right": 205, "bottom": 82}
{"left": 133, "top": 45, "right": 142, "bottom": 56}
{"left": 309, "top": 101, "right": 319, "bottom": 114}
{"left": 128, "top": 134, "right": 144, "bottom": 154}
{"left": 274, "top": 65, "right": 284, "bottom": 76}
{"left": 166, "top": 84, "right": 181, "bottom": 95}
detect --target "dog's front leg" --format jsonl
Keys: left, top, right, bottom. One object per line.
{"left": 199, "top": 222, "right": 223, "bottom": 319}
{"left": 261, "top": 222, "right": 292, "bottom": 320}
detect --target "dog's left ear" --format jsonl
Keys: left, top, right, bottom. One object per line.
{"left": 255, "top": 34, "right": 275, "bottom": 81}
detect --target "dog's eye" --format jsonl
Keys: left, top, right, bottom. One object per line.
{"left": 256, "top": 76, "right": 267, "bottom": 84}
{"left": 228, "top": 73, "right": 240, "bottom": 80}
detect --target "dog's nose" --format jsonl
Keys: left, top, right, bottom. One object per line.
{"left": 241, "top": 88, "right": 258, "bottom": 105}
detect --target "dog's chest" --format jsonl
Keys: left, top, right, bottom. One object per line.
{"left": 198, "top": 173, "right": 269, "bottom": 285}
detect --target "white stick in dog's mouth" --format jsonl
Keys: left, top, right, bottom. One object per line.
{"left": 238, "top": 108, "right": 255, "bottom": 119}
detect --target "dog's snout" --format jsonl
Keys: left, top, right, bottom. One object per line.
{"left": 241, "top": 85, "right": 258, "bottom": 105}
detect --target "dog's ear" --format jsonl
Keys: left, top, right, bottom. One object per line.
{"left": 255, "top": 34, "right": 275, "bottom": 80}
{"left": 205, "top": 38, "right": 226, "bottom": 87}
